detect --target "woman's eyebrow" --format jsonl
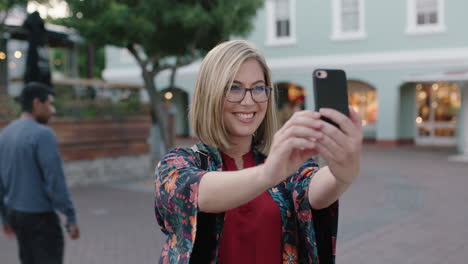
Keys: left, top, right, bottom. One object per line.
{"left": 232, "top": 80, "right": 266, "bottom": 86}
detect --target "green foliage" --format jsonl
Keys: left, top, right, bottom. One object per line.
{"left": 52, "top": 85, "right": 148, "bottom": 120}
{"left": 58, "top": 0, "right": 263, "bottom": 60}
{"left": 76, "top": 44, "right": 105, "bottom": 78}
{"left": 0, "top": 96, "right": 20, "bottom": 120}
{"left": 0, "top": 0, "right": 28, "bottom": 11}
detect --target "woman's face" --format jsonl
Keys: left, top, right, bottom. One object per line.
{"left": 223, "top": 59, "right": 268, "bottom": 142}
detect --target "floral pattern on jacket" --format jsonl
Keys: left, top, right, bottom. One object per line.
{"left": 154, "top": 142, "right": 338, "bottom": 264}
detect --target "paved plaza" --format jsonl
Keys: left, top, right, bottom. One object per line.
{"left": 1, "top": 143, "right": 468, "bottom": 263}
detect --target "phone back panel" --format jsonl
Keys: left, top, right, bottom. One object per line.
{"left": 313, "top": 69, "right": 350, "bottom": 117}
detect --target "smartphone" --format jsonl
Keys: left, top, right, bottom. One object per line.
{"left": 313, "top": 69, "right": 350, "bottom": 127}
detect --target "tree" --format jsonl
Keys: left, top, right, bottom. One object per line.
{"left": 0, "top": 0, "right": 29, "bottom": 26}
{"left": 58, "top": 0, "right": 263, "bottom": 160}
{"left": 0, "top": 1, "right": 29, "bottom": 95}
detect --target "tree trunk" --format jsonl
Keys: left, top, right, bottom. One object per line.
{"left": 0, "top": 33, "right": 8, "bottom": 96}
{"left": 142, "top": 71, "right": 169, "bottom": 164}
{"left": 86, "top": 44, "right": 95, "bottom": 78}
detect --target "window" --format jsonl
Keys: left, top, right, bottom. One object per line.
{"left": 347, "top": 81, "right": 377, "bottom": 126}
{"left": 415, "top": 82, "right": 460, "bottom": 146}
{"left": 416, "top": 0, "right": 438, "bottom": 25}
{"left": 407, "top": 0, "right": 445, "bottom": 34}
{"left": 275, "top": 0, "right": 290, "bottom": 37}
{"left": 266, "top": 0, "right": 296, "bottom": 46}
{"left": 331, "top": 0, "right": 366, "bottom": 40}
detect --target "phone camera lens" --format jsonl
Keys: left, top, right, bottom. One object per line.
{"left": 315, "top": 70, "right": 327, "bottom": 78}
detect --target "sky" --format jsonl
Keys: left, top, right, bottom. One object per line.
{"left": 26, "top": 0, "right": 69, "bottom": 19}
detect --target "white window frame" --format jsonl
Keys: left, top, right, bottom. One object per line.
{"left": 265, "top": 0, "right": 297, "bottom": 46}
{"left": 406, "top": 0, "right": 446, "bottom": 35}
{"left": 331, "top": 0, "right": 366, "bottom": 41}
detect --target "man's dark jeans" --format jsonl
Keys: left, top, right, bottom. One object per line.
{"left": 7, "top": 209, "right": 64, "bottom": 264}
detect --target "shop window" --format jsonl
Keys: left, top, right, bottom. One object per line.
{"left": 276, "top": 82, "right": 305, "bottom": 126}
{"left": 347, "top": 81, "right": 377, "bottom": 126}
{"left": 416, "top": 82, "right": 460, "bottom": 140}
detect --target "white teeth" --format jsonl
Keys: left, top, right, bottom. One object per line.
{"left": 236, "top": 113, "right": 254, "bottom": 119}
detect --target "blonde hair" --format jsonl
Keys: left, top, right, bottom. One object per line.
{"left": 190, "top": 40, "right": 278, "bottom": 154}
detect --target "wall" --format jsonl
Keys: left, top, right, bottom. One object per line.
{"left": 0, "top": 117, "right": 152, "bottom": 186}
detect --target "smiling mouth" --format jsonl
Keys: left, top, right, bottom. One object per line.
{"left": 235, "top": 112, "right": 256, "bottom": 122}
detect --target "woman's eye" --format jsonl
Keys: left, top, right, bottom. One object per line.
{"left": 230, "top": 86, "right": 242, "bottom": 92}
{"left": 254, "top": 86, "right": 266, "bottom": 92}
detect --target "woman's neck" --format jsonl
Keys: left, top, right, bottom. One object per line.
{"left": 222, "top": 135, "right": 252, "bottom": 160}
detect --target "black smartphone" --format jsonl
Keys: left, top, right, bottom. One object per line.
{"left": 313, "top": 69, "right": 350, "bottom": 127}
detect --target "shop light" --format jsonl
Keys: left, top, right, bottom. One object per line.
{"left": 432, "top": 83, "right": 439, "bottom": 91}
{"left": 14, "top": 51, "right": 22, "bottom": 59}
{"left": 417, "top": 91, "right": 427, "bottom": 100}
{"left": 164, "top": 92, "right": 173, "bottom": 100}
{"left": 416, "top": 117, "right": 422, "bottom": 124}
{"left": 0, "top": 52, "right": 6, "bottom": 60}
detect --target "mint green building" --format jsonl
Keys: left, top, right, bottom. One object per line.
{"left": 103, "top": 0, "right": 468, "bottom": 160}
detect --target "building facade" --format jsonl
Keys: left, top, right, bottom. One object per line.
{"left": 103, "top": 0, "right": 468, "bottom": 159}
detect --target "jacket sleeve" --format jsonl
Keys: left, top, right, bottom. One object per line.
{"left": 154, "top": 148, "right": 209, "bottom": 250}
{"left": 286, "top": 158, "right": 339, "bottom": 264}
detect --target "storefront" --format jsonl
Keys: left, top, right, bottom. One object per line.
{"left": 347, "top": 80, "right": 378, "bottom": 140}
{"left": 275, "top": 82, "right": 306, "bottom": 126}
{"left": 406, "top": 70, "right": 468, "bottom": 156}
{"left": 415, "top": 82, "right": 461, "bottom": 146}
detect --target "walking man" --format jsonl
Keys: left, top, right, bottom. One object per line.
{"left": 0, "top": 82, "right": 79, "bottom": 264}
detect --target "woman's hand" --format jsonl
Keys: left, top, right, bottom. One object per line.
{"left": 261, "top": 111, "right": 324, "bottom": 187}
{"left": 315, "top": 107, "right": 363, "bottom": 184}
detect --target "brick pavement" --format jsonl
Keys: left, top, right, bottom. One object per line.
{"left": 1, "top": 143, "right": 468, "bottom": 263}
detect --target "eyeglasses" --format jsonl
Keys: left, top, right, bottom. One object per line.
{"left": 225, "top": 85, "right": 272, "bottom": 103}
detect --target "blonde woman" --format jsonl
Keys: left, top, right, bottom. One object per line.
{"left": 155, "top": 40, "right": 362, "bottom": 264}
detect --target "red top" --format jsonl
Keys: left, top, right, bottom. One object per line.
{"left": 218, "top": 150, "right": 282, "bottom": 264}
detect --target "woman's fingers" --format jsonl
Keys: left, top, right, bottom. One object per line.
{"left": 319, "top": 108, "right": 358, "bottom": 138}
{"left": 281, "top": 137, "right": 317, "bottom": 152}
{"left": 314, "top": 142, "right": 336, "bottom": 163}
{"left": 273, "top": 111, "right": 323, "bottom": 147}
{"left": 348, "top": 106, "right": 363, "bottom": 133}
{"left": 315, "top": 133, "right": 345, "bottom": 162}
{"left": 316, "top": 119, "right": 349, "bottom": 150}
{"left": 279, "top": 111, "right": 322, "bottom": 132}
{"left": 275, "top": 125, "right": 323, "bottom": 144}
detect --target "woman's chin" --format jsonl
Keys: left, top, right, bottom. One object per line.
{"left": 229, "top": 130, "right": 256, "bottom": 139}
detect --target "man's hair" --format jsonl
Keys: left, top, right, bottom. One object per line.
{"left": 189, "top": 40, "right": 278, "bottom": 154}
{"left": 19, "top": 82, "right": 54, "bottom": 113}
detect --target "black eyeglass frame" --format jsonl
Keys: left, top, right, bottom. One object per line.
{"left": 225, "top": 86, "right": 273, "bottom": 103}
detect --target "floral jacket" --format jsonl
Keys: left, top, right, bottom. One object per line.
{"left": 154, "top": 142, "right": 338, "bottom": 264}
